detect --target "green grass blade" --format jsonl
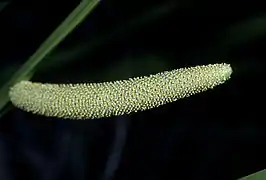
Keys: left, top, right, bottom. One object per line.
{"left": 0, "top": 0, "right": 100, "bottom": 114}
{"left": 238, "top": 169, "right": 266, "bottom": 180}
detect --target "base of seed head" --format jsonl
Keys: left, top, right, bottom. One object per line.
{"left": 9, "top": 63, "right": 232, "bottom": 120}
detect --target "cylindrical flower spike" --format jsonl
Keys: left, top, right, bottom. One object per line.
{"left": 9, "top": 63, "right": 232, "bottom": 119}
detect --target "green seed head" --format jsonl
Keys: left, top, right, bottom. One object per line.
{"left": 9, "top": 63, "right": 232, "bottom": 119}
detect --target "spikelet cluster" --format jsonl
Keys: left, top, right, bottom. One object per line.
{"left": 9, "top": 63, "right": 232, "bottom": 119}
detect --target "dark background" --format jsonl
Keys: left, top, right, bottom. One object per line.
{"left": 0, "top": 1, "right": 266, "bottom": 180}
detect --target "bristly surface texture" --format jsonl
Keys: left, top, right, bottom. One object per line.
{"left": 9, "top": 63, "right": 232, "bottom": 119}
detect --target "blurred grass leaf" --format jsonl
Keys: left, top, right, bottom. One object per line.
{"left": 220, "top": 16, "right": 266, "bottom": 50}
{"left": 239, "top": 169, "right": 266, "bottom": 180}
{"left": 0, "top": 0, "right": 100, "bottom": 117}
{"left": 40, "top": 1, "right": 177, "bottom": 72}
{"left": 0, "top": 1, "right": 9, "bottom": 13}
